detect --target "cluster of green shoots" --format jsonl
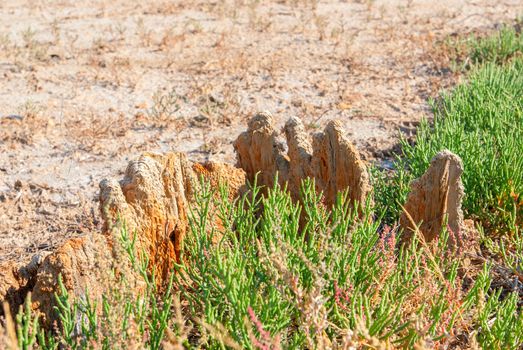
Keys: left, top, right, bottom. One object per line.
{"left": 468, "top": 22, "right": 523, "bottom": 65}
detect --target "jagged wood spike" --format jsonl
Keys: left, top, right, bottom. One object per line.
{"left": 311, "top": 120, "right": 371, "bottom": 208}
{"left": 399, "top": 150, "right": 465, "bottom": 248}
{"left": 283, "top": 117, "right": 313, "bottom": 200}
{"left": 233, "top": 111, "right": 289, "bottom": 191}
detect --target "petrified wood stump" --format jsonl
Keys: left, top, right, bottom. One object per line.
{"left": 234, "top": 112, "right": 371, "bottom": 209}
{"left": 399, "top": 150, "right": 466, "bottom": 248}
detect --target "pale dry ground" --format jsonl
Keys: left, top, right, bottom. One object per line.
{"left": 0, "top": 0, "right": 521, "bottom": 262}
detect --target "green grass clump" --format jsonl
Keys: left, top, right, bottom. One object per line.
{"left": 447, "top": 23, "right": 523, "bottom": 71}
{"left": 469, "top": 24, "right": 523, "bottom": 65}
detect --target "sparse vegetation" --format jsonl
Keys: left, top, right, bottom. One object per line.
{"left": 147, "top": 88, "right": 185, "bottom": 122}
{"left": 469, "top": 23, "right": 523, "bottom": 65}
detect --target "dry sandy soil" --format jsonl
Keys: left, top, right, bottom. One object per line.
{"left": 0, "top": 0, "right": 522, "bottom": 263}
